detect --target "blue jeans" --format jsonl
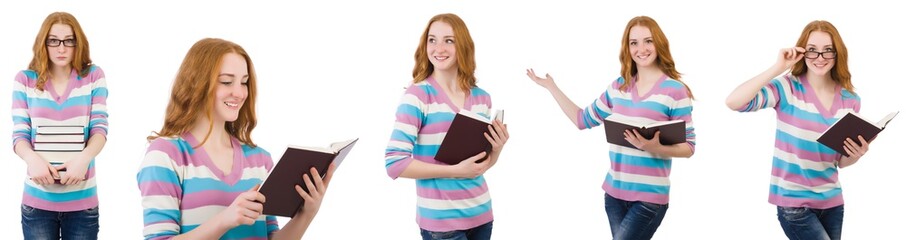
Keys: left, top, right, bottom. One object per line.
{"left": 604, "top": 193, "right": 668, "bottom": 240}
{"left": 777, "top": 205, "right": 843, "bottom": 240}
{"left": 21, "top": 204, "right": 99, "bottom": 240}
{"left": 420, "top": 221, "right": 492, "bottom": 240}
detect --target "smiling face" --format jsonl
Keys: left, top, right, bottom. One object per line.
{"left": 47, "top": 23, "right": 75, "bottom": 69}
{"left": 212, "top": 52, "right": 249, "bottom": 123}
{"left": 426, "top": 21, "right": 457, "bottom": 72}
{"left": 804, "top": 31, "right": 836, "bottom": 77}
{"left": 628, "top": 25, "right": 657, "bottom": 68}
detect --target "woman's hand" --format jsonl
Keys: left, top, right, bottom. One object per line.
{"left": 451, "top": 152, "right": 490, "bottom": 179}
{"left": 774, "top": 47, "right": 806, "bottom": 71}
{"left": 218, "top": 185, "right": 266, "bottom": 230}
{"left": 26, "top": 157, "right": 59, "bottom": 185}
{"left": 58, "top": 153, "right": 91, "bottom": 185}
{"left": 624, "top": 129, "right": 663, "bottom": 152}
{"left": 294, "top": 164, "right": 336, "bottom": 220}
{"left": 485, "top": 120, "right": 509, "bottom": 153}
{"left": 526, "top": 68, "right": 557, "bottom": 90}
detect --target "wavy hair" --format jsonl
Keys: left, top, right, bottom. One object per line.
{"left": 412, "top": 13, "right": 476, "bottom": 92}
{"left": 28, "top": 12, "right": 92, "bottom": 91}
{"left": 619, "top": 16, "right": 693, "bottom": 98}
{"left": 148, "top": 38, "right": 258, "bottom": 148}
{"left": 790, "top": 20, "right": 853, "bottom": 93}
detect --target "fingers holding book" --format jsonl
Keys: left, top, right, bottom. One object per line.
{"left": 843, "top": 136, "right": 869, "bottom": 159}
{"left": 484, "top": 120, "right": 509, "bottom": 153}
{"left": 451, "top": 152, "right": 490, "bottom": 179}
{"left": 624, "top": 129, "right": 662, "bottom": 151}
{"left": 220, "top": 186, "right": 266, "bottom": 228}
{"left": 295, "top": 164, "right": 335, "bottom": 219}
{"left": 27, "top": 160, "right": 59, "bottom": 185}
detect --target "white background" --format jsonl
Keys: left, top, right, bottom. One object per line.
{"left": 1, "top": 0, "right": 903, "bottom": 239}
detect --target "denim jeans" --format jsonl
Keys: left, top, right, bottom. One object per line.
{"left": 21, "top": 204, "right": 99, "bottom": 240}
{"left": 420, "top": 221, "right": 492, "bottom": 240}
{"left": 604, "top": 193, "right": 668, "bottom": 240}
{"left": 777, "top": 205, "right": 843, "bottom": 240}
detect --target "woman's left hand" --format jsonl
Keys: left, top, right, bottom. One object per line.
{"left": 485, "top": 120, "right": 509, "bottom": 153}
{"left": 294, "top": 164, "right": 336, "bottom": 219}
{"left": 625, "top": 129, "right": 663, "bottom": 152}
{"left": 59, "top": 154, "right": 91, "bottom": 185}
{"left": 843, "top": 135, "right": 870, "bottom": 160}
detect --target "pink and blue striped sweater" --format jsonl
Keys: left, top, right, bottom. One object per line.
{"left": 736, "top": 74, "right": 859, "bottom": 209}
{"left": 11, "top": 66, "right": 108, "bottom": 212}
{"left": 137, "top": 133, "right": 278, "bottom": 240}
{"left": 577, "top": 75, "right": 695, "bottom": 205}
{"left": 385, "top": 77, "right": 494, "bottom": 232}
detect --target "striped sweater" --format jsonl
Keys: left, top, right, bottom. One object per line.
{"left": 385, "top": 77, "right": 494, "bottom": 232}
{"left": 11, "top": 66, "right": 109, "bottom": 212}
{"left": 736, "top": 74, "right": 858, "bottom": 209}
{"left": 137, "top": 133, "right": 278, "bottom": 240}
{"left": 577, "top": 75, "right": 695, "bottom": 205}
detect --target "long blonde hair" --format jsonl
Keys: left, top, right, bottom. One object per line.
{"left": 148, "top": 38, "right": 258, "bottom": 148}
{"left": 412, "top": 13, "right": 477, "bottom": 92}
{"left": 28, "top": 12, "right": 92, "bottom": 91}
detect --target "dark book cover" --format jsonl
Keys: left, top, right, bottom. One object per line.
{"left": 603, "top": 118, "right": 686, "bottom": 150}
{"left": 817, "top": 112, "right": 896, "bottom": 157}
{"left": 259, "top": 138, "right": 357, "bottom": 218}
{"left": 434, "top": 113, "right": 493, "bottom": 165}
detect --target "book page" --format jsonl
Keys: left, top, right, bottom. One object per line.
{"left": 287, "top": 145, "right": 333, "bottom": 154}
{"left": 603, "top": 116, "right": 643, "bottom": 128}
{"left": 647, "top": 119, "right": 685, "bottom": 128}
{"left": 329, "top": 138, "right": 359, "bottom": 153}
{"left": 458, "top": 109, "right": 491, "bottom": 123}
{"left": 877, "top": 111, "right": 899, "bottom": 129}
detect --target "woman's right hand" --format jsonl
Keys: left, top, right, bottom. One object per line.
{"left": 526, "top": 68, "right": 557, "bottom": 90}
{"left": 774, "top": 47, "right": 806, "bottom": 71}
{"left": 451, "top": 152, "right": 490, "bottom": 179}
{"left": 26, "top": 157, "right": 58, "bottom": 185}
{"left": 218, "top": 185, "right": 266, "bottom": 230}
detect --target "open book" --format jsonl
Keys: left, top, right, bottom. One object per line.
{"left": 603, "top": 117, "right": 686, "bottom": 150}
{"left": 817, "top": 111, "right": 898, "bottom": 157}
{"left": 434, "top": 109, "right": 504, "bottom": 165}
{"left": 259, "top": 138, "right": 358, "bottom": 217}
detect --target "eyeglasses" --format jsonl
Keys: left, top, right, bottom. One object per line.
{"left": 804, "top": 50, "right": 836, "bottom": 59}
{"left": 46, "top": 39, "right": 76, "bottom": 47}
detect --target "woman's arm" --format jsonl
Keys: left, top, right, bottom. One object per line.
{"left": 139, "top": 140, "right": 267, "bottom": 240}
{"left": 726, "top": 47, "right": 805, "bottom": 110}
{"left": 526, "top": 69, "right": 582, "bottom": 127}
{"left": 623, "top": 130, "right": 693, "bottom": 158}
{"left": 12, "top": 72, "right": 58, "bottom": 185}
{"left": 385, "top": 86, "right": 494, "bottom": 180}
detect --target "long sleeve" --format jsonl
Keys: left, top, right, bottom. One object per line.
{"left": 11, "top": 71, "right": 33, "bottom": 149}
{"left": 669, "top": 86, "right": 696, "bottom": 154}
{"left": 137, "top": 139, "right": 184, "bottom": 240}
{"left": 87, "top": 66, "right": 108, "bottom": 138}
{"left": 736, "top": 77, "right": 784, "bottom": 112}
{"left": 576, "top": 78, "right": 618, "bottom": 130}
{"left": 384, "top": 85, "right": 426, "bottom": 179}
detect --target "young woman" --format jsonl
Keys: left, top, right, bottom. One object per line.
{"left": 384, "top": 13, "right": 509, "bottom": 240}
{"left": 526, "top": 16, "right": 695, "bottom": 240}
{"left": 137, "top": 38, "right": 332, "bottom": 240}
{"left": 725, "top": 20, "right": 864, "bottom": 240}
{"left": 13, "top": 12, "right": 108, "bottom": 239}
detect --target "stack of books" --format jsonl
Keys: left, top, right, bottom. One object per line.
{"left": 34, "top": 125, "right": 86, "bottom": 178}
